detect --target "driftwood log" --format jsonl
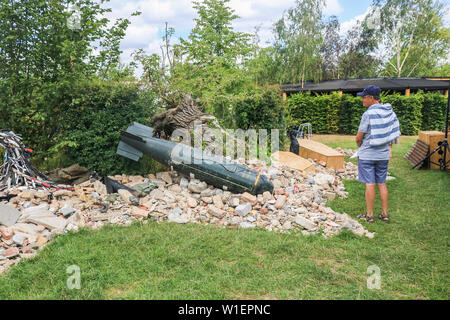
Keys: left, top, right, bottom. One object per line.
{"left": 151, "top": 94, "right": 215, "bottom": 139}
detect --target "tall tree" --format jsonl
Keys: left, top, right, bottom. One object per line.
{"left": 365, "top": 0, "right": 450, "bottom": 77}
{"left": 0, "top": 0, "right": 134, "bottom": 149}
{"left": 338, "top": 24, "right": 381, "bottom": 79}
{"left": 170, "top": 0, "right": 253, "bottom": 126}
{"left": 273, "top": 0, "right": 325, "bottom": 86}
{"left": 320, "top": 15, "right": 344, "bottom": 80}
{"left": 179, "top": 0, "right": 252, "bottom": 67}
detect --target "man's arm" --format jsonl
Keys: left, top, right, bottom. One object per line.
{"left": 356, "top": 131, "right": 365, "bottom": 148}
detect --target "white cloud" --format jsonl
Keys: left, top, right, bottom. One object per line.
{"left": 122, "top": 23, "right": 159, "bottom": 49}
{"left": 340, "top": 7, "right": 371, "bottom": 35}
{"left": 324, "top": 0, "right": 344, "bottom": 16}
{"left": 96, "top": 0, "right": 377, "bottom": 76}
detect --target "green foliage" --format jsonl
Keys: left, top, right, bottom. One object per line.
{"left": 234, "top": 85, "right": 287, "bottom": 147}
{"left": 287, "top": 92, "right": 342, "bottom": 134}
{"left": 49, "top": 79, "right": 157, "bottom": 175}
{"left": 367, "top": 0, "right": 450, "bottom": 77}
{"left": 272, "top": 0, "right": 325, "bottom": 85}
{"left": 420, "top": 92, "right": 447, "bottom": 131}
{"left": 381, "top": 93, "right": 423, "bottom": 135}
{"left": 287, "top": 92, "right": 441, "bottom": 135}
{"left": 0, "top": 0, "right": 136, "bottom": 150}
{"left": 179, "top": 0, "right": 252, "bottom": 65}
{"left": 339, "top": 94, "right": 365, "bottom": 134}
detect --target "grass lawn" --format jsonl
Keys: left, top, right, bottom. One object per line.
{"left": 0, "top": 135, "right": 448, "bottom": 300}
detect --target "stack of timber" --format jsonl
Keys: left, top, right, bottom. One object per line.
{"left": 418, "top": 131, "right": 449, "bottom": 169}
{"left": 296, "top": 139, "right": 345, "bottom": 170}
{"left": 271, "top": 151, "right": 315, "bottom": 175}
{"left": 404, "top": 139, "right": 429, "bottom": 169}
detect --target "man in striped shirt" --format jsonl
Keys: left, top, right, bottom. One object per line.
{"left": 355, "top": 85, "right": 400, "bottom": 223}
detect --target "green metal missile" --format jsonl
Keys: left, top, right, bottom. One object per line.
{"left": 117, "top": 122, "right": 273, "bottom": 195}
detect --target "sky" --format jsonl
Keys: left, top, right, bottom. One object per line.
{"left": 98, "top": 0, "right": 450, "bottom": 68}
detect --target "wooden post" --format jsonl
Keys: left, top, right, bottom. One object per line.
{"left": 282, "top": 92, "right": 287, "bottom": 101}
{"left": 338, "top": 91, "right": 343, "bottom": 97}
{"left": 405, "top": 88, "right": 410, "bottom": 96}
{"left": 445, "top": 90, "right": 449, "bottom": 98}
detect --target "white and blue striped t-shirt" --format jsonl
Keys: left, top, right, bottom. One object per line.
{"left": 358, "top": 103, "right": 400, "bottom": 160}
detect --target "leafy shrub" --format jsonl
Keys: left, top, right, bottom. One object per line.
{"left": 382, "top": 94, "right": 423, "bottom": 135}
{"left": 339, "top": 94, "right": 365, "bottom": 134}
{"left": 49, "top": 78, "right": 157, "bottom": 175}
{"left": 420, "top": 92, "right": 447, "bottom": 131}
{"left": 286, "top": 92, "right": 341, "bottom": 134}
{"left": 234, "top": 85, "right": 287, "bottom": 148}
{"left": 286, "top": 92, "right": 439, "bottom": 136}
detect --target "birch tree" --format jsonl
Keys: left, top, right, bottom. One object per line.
{"left": 365, "top": 0, "right": 449, "bottom": 77}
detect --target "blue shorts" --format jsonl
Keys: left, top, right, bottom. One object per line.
{"left": 358, "top": 159, "right": 389, "bottom": 184}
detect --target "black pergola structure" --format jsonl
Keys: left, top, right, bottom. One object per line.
{"left": 281, "top": 77, "right": 450, "bottom": 100}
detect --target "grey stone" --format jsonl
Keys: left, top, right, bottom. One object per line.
{"left": 11, "top": 223, "right": 43, "bottom": 236}
{"left": 314, "top": 174, "right": 335, "bottom": 186}
{"left": 228, "top": 197, "right": 240, "bottom": 208}
{"left": 149, "top": 179, "right": 166, "bottom": 188}
{"left": 200, "top": 189, "right": 214, "bottom": 197}
{"left": 171, "top": 207, "right": 183, "bottom": 216}
{"left": 149, "top": 188, "right": 165, "bottom": 201}
{"left": 93, "top": 180, "right": 107, "bottom": 195}
{"left": 25, "top": 214, "right": 67, "bottom": 232}
{"left": 201, "top": 196, "right": 213, "bottom": 204}
{"left": 235, "top": 203, "right": 252, "bottom": 217}
{"left": 0, "top": 204, "right": 21, "bottom": 227}
{"left": 208, "top": 205, "right": 225, "bottom": 218}
{"left": 186, "top": 197, "right": 198, "bottom": 208}
{"left": 239, "top": 222, "right": 256, "bottom": 229}
{"left": 156, "top": 172, "right": 172, "bottom": 184}
{"left": 268, "top": 169, "right": 278, "bottom": 179}
{"left": 167, "top": 209, "right": 189, "bottom": 224}
{"left": 188, "top": 180, "right": 208, "bottom": 193}
{"left": 212, "top": 194, "right": 223, "bottom": 209}
{"left": 246, "top": 216, "right": 256, "bottom": 223}
{"left": 295, "top": 215, "right": 316, "bottom": 230}
{"left": 274, "top": 195, "right": 287, "bottom": 209}
{"left": 179, "top": 177, "right": 189, "bottom": 188}
{"left": 12, "top": 234, "right": 26, "bottom": 246}
{"left": 60, "top": 206, "right": 76, "bottom": 218}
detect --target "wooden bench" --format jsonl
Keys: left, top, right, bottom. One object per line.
{"left": 271, "top": 151, "right": 315, "bottom": 175}
{"left": 296, "top": 139, "right": 345, "bottom": 170}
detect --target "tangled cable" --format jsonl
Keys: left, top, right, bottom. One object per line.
{"left": 0, "top": 130, "right": 72, "bottom": 192}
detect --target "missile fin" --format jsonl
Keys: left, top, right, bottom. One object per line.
{"left": 127, "top": 122, "right": 154, "bottom": 139}
{"left": 117, "top": 141, "right": 143, "bottom": 161}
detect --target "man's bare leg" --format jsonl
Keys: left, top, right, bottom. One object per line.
{"left": 377, "top": 183, "right": 389, "bottom": 215}
{"left": 365, "top": 184, "right": 375, "bottom": 217}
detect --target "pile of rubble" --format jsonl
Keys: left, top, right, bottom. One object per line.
{"left": 0, "top": 154, "right": 375, "bottom": 275}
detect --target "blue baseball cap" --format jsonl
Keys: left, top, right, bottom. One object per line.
{"left": 357, "top": 85, "right": 381, "bottom": 98}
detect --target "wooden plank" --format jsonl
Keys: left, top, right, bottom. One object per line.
{"left": 405, "top": 139, "right": 430, "bottom": 169}
{"left": 296, "top": 139, "right": 345, "bottom": 170}
{"left": 271, "top": 151, "right": 315, "bottom": 175}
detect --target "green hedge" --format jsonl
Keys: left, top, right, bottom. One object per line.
{"left": 421, "top": 92, "right": 447, "bottom": 131}
{"left": 381, "top": 93, "right": 423, "bottom": 135}
{"left": 339, "top": 94, "right": 365, "bottom": 134}
{"left": 287, "top": 92, "right": 446, "bottom": 136}
{"left": 48, "top": 79, "right": 158, "bottom": 175}
{"left": 234, "top": 85, "right": 287, "bottom": 147}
